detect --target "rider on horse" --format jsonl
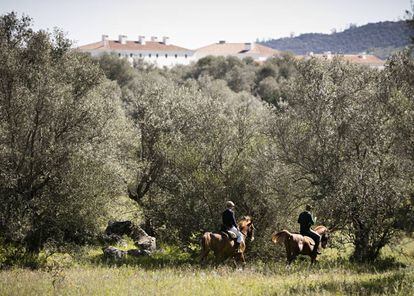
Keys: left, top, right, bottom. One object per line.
{"left": 298, "top": 204, "right": 321, "bottom": 255}
{"left": 222, "top": 201, "right": 243, "bottom": 252}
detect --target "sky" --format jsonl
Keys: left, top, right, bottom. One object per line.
{"left": 0, "top": 0, "right": 411, "bottom": 49}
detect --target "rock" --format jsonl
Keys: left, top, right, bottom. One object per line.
{"left": 136, "top": 236, "right": 156, "bottom": 252}
{"left": 127, "top": 249, "right": 152, "bottom": 257}
{"left": 131, "top": 226, "right": 156, "bottom": 251}
{"left": 105, "top": 221, "right": 133, "bottom": 236}
{"left": 127, "top": 249, "right": 142, "bottom": 257}
{"left": 102, "top": 246, "right": 127, "bottom": 260}
{"left": 101, "top": 234, "right": 124, "bottom": 245}
{"left": 102, "top": 220, "right": 156, "bottom": 253}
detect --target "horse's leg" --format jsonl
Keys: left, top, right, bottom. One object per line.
{"left": 310, "top": 254, "right": 317, "bottom": 265}
{"left": 236, "top": 252, "right": 246, "bottom": 266}
{"left": 287, "top": 249, "right": 298, "bottom": 265}
{"left": 285, "top": 244, "right": 295, "bottom": 265}
{"left": 288, "top": 255, "right": 296, "bottom": 265}
{"left": 309, "top": 244, "right": 318, "bottom": 265}
{"left": 214, "top": 251, "right": 224, "bottom": 267}
{"left": 200, "top": 248, "right": 210, "bottom": 266}
{"left": 200, "top": 249, "right": 208, "bottom": 266}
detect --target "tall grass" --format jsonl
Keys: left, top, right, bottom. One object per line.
{"left": 1, "top": 238, "right": 414, "bottom": 295}
{"left": 1, "top": 265, "right": 413, "bottom": 295}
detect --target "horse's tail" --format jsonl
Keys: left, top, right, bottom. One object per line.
{"left": 200, "top": 233, "right": 209, "bottom": 250}
{"left": 200, "top": 232, "right": 211, "bottom": 262}
{"left": 271, "top": 230, "right": 292, "bottom": 244}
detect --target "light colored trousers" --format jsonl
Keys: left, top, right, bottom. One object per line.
{"left": 229, "top": 226, "right": 243, "bottom": 243}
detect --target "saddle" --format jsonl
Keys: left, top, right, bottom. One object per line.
{"left": 293, "top": 232, "right": 315, "bottom": 246}
{"left": 219, "top": 225, "right": 237, "bottom": 240}
{"left": 220, "top": 230, "right": 237, "bottom": 239}
{"left": 227, "top": 230, "right": 238, "bottom": 239}
{"left": 303, "top": 236, "right": 315, "bottom": 246}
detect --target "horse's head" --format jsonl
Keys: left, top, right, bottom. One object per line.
{"left": 238, "top": 216, "right": 255, "bottom": 242}
{"left": 315, "top": 225, "right": 330, "bottom": 248}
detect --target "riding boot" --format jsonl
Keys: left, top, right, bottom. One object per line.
{"left": 313, "top": 242, "right": 321, "bottom": 255}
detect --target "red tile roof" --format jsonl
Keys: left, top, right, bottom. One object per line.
{"left": 341, "top": 54, "right": 384, "bottom": 66}
{"left": 297, "top": 53, "right": 384, "bottom": 67}
{"left": 77, "top": 40, "right": 192, "bottom": 52}
{"left": 195, "top": 42, "right": 279, "bottom": 58}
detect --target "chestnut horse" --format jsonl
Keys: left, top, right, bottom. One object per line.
{"left": 272, "top": 225, "right": 330, "bottom": 264}
{"left": 200, "top": 216, "right": 255, "bottom": 265}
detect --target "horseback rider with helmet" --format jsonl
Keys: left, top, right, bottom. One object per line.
{"left": 222, "top": 201, "right": 243, "bottom": 252}
{"left": 298, "top": 204, "right": 321, "bottom": 255}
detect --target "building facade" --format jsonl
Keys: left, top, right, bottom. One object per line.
{"left": 78, "top": 36, "right": 385, "bottom": 69}
{"left": 300, "top": 51, "right": 385, "bottom": 69}
{"left": 77, "top": 35, "right": 195, "bottom": 67}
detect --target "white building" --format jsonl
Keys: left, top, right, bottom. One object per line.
{"left": 77, "top": 35, "right": 195, "bottom": 67}
{"left": 194, "top": 41, "right": 280, "bottom": 62}
{"left": 300, "top": 52, "right": 385, "bottom": 69}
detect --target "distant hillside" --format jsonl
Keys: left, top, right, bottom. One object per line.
{"left": 260, "top": 21, "right": 413, "bottom": 59}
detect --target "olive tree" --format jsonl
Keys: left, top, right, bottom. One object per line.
{"left": 0, "top": 12, "right": 133, "bottom": 252}
{"left": 381, "top": 50, "right": 414, "bottom": 233}
{"left": 122, "top": 71, "right": 297, "bottom": 256}
{"left": 272, "top": 57, "right": 410, "bottom": 261}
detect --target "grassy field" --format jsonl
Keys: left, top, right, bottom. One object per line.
{"left": 1, "top": 240, "right": 414, "bottom": 295}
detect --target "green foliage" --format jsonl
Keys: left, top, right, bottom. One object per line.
{"left": 177, "top": 55, "right": 297, "bottom": 108}
{"left": 0, "top": 12, "right": 135, "bottom": 252}
{"left": 97, "top": 53, "right": 137, "bottom": 87}
{"left": 273, "top": 54, "right": 414, "bottom": 261}
{"left": 124, "top": 71, "right": 295, "bottom": 251}
{"left": 95, "top": 34, "right": 414, "bottom": 262}
{"left": 2, "top": 11, "right": 414, "bottom": 266}
{"left": 0, "top": 239, "right": 48, "bottom": 269}
{"left": 184, "top": 55, "right": 256, "bottom": 92}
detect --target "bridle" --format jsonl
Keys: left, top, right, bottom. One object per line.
{"left": 240, "top": 222, "right": 255, "bottom": 241}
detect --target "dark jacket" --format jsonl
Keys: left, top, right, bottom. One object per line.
{"left": 222, "top": 209, "right": 237, "bottom": 229}
{"left": 298, "top": 211, "right": 315, "bottom": 234}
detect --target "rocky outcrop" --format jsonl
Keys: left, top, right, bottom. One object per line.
{"left": 105, "top": 221, "right": 133, "bottom": 236}
{"left": 131, "top": 226, "right": 156, "bottom": 252}
{"left": 101, "top": 234, "right": 125, "bottom": 246}
{"left": 101, "top": 220, "right": 156, "bottom": 260}
{"left": 102, "top": 246, "right": 127, "bottom": 260}
{"left": 127, "top": 249, "right": 152, "bottom": 257}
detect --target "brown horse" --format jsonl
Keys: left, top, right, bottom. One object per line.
{"left": 271, "top": 225, "right": 330, "bottom": 264}
{"left": 200, "top": 216, "right": 255, "bottom": 265}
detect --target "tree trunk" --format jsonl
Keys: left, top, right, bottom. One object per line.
{"left": 351, "top": 230, "right": 384, "bottom": 262}
{"left": 141, "top": 213, "right": 155, "bottom": 237}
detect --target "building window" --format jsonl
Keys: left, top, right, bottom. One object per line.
{"left": 156, "top": 53, "right": 159, "bottom": 58}
{"left": 165, "top": 54, "right": 168, "bottom": 58}
{"left": 175, "top": 54, "right": 178, "bottom": 58}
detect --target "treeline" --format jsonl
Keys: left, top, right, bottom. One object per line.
{"left": 260, "top": 21, "right": 413, "bottom": 59}
{"left": 1, "top": 12, "right": 414, "bottom": 265}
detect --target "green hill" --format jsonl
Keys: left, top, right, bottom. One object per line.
{"left": 260, "top": 21, "right": 413, "bottom": 59}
